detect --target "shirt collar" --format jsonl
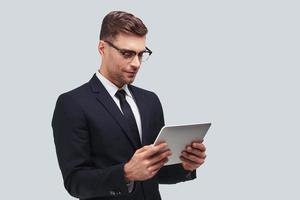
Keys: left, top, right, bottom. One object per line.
{"left": 96, "top": 70, "right": 133, "bottom": 98}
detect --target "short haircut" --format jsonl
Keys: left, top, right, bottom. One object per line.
{"left": 99, "top": 11, "right": 148, "bottom": 41}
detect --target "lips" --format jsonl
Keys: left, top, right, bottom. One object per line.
{"left": 125, "top": 71, "right": 137, "bottom": 76}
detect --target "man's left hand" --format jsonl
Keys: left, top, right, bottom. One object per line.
{"left": 180, "top": 140, "right": 206, "bottom": 171}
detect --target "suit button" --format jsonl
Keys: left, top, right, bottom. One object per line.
{"left": 109, "top": 191, "right": 116, "bottom": 196}
{"left": 186, "top": 172, "right": 192, "bottom": 179}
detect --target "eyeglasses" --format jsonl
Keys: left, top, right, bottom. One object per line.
{"left": 104, "top": 40, "right": 152, "bottom": 62}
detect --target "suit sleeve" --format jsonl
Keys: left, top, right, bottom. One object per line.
{"left": 52, "top": 94, "right": 129, "bottom": 199}
{"left": 152, "top": 93, "right": 197, "bottom": 184}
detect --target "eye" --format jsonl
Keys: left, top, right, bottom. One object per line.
{"left": 121, "top": 50, "right": 135, "bottom": 59}
{"left": 138, "top": 52, "right": 144, "bottom": 58}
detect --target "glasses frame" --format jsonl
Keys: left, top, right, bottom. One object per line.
{"left": 104, "top": 40, "right": 152, "bottom": 62}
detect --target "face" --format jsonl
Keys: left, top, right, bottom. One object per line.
{"left": 98, "top": 32, "right": 146, "bottom": 88}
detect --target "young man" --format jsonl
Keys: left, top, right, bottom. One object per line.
{"left": 52, "top": 11, "right": 207, "bottom": 200}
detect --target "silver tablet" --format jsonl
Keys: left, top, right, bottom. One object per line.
{"left": 153, "top": 123, "right": 211, "bottom": 165}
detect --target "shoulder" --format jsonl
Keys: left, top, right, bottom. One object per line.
{"left": 129, "top": 85, "right": 160, "bottom": 100}
{"left": 129, "top": 85, "right": 163, "bottom": 110}
{"left": 52, "top": 84, "right": 91, "bottom": 128}
{"left": 54, "top": 81, "right": 93, "bottom": 115}
{"left": 58, "top": 81, "right": 91, "bottom": 102}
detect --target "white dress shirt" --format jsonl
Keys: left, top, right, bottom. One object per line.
{"left": 96, "top": 70, "right": 142, "bottom": 140}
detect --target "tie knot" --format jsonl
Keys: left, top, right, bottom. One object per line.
{"left": 115, "top": 89, "right": 126, "bottom": 100}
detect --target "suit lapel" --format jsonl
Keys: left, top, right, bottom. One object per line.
{"left": 128, "top": 85, "right": 151, "bottom": 146}
{"left": 89, "top": 74, "right": 140, "bottom": 149}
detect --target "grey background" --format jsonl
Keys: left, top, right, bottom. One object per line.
{"left": 1, "top": 0, "right": 299, "bottom": 199}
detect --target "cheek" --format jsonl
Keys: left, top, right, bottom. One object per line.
{"left": 107, "top": 56, "right": 120, "bottom": 72}
{"left": 106, "top": 53, "right": 128, "bottom": 75}
{"left": 116, "top": 61, "right": 128, "bottom": 72}
{"left": 111, "top": 62, "right": 127, "bottom": 78}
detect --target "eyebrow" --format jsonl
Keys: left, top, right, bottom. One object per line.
{"left": 120, "top": 47, "right": 147, "bottom": 53}
{"left": 105, "top": 40, "right": 149, "bottom": 54}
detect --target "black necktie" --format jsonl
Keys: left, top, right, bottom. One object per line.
{"left": 115, "top": 89, "right": 141, "bottom": 146}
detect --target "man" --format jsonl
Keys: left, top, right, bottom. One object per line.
{"left": 52, "top": 11, "right": 207, "bottom": 200}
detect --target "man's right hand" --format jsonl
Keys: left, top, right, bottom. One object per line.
{"left": 124, "top": 142, "right": 171, "bottom": 181}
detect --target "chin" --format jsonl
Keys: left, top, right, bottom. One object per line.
{"left": 126, "top": 78, "right": 135, "bottom": 85}
{"left": 127, "top": 79, "right": 135, "bottom": 85}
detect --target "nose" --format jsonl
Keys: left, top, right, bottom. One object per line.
{"left": 130, "top": 54, "right": 141, "bottom": 69}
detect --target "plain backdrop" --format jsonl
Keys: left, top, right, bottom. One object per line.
{"left": 0, "top": 0, "right": 299, "bottom": 199}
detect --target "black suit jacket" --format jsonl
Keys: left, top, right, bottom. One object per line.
{"left": 52, "top": 74, "right": 196, "bottom": 200}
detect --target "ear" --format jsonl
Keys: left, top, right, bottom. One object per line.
{"left": 98, "top": 40, "right": 105, "bottom": 56}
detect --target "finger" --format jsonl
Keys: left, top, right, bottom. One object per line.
{"left": 191, "top": 139, "right": 203, "bottom": 144}
{"left": 143, "top": 143, "right": 168, "bottom": 158}
{"left": 149, "top": 168, "right": 161, "bottom": 178}
{"left": 182, "top": 151, "right": 205, "bottom": 164}
{"left": 149, "top": 150, "right": 172, "bottom": 165}
{"left": 181, "top": 151, "right": 205, "bottom": 165}
{"left": 151, "top": 169, "right": 159, "bottom": 175}
{"left": 148, "top": 158, "right": 168, "bottom": 173}
{"left": 136, "top": 145, "right": 152, "bottom": 153}
{"left": 154, "top": 142, "right": 168, "bottom": 150}
{"left": 191, "top": 142, "right": 206, "bottom": 151}
{"left": 180, "top": 156, "right": 201, "bottom": 169}
{"left": 180, "top": 156, "right": 196, "bottom": 171}
{"left": 154, "top": 141, "right": 167, "bottom": 146}
{"left": 185, "top": 146, "right": 206, "bottom": 158}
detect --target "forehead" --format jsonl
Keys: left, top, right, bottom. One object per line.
{"left": 113, "top": 32, "right": 146, "bottom": 51}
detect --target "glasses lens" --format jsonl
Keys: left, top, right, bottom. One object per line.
{"left": 121, "top": 51, "right": 136, "bottom": 59}
{"left": 141, "top": 52, "right": 151, "bottom": 62}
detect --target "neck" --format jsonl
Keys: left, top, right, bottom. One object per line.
{"left": 98, "top": 67, "right": 124, "bottom": 89}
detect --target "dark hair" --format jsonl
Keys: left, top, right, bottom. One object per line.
{"left": 99, "top": 11, "right": 148, "bottom": 41}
